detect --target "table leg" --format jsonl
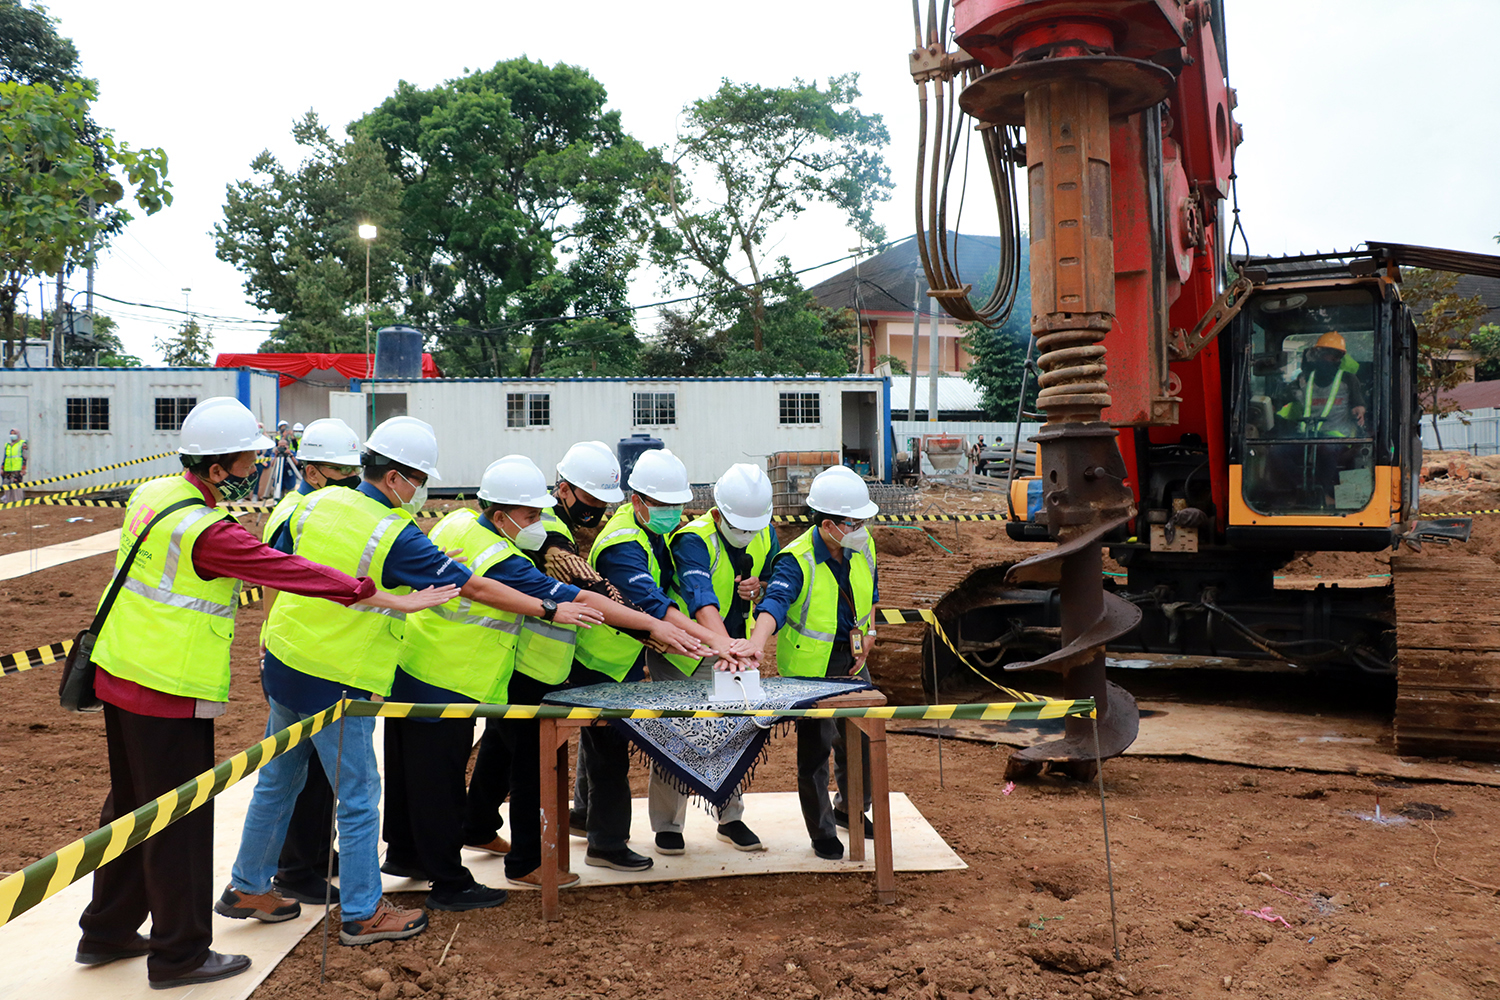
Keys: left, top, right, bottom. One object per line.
{"left": 539, "top": 717, "right": 560, "bottom": 921}
{"left": 846, "top": 719, "right": 866, "bottom": 862}
{"left": 556, "top": 734, "right": 571, "bottom": 876}
{"left": 866, "top": 718, "right": 895, "bottom": 903}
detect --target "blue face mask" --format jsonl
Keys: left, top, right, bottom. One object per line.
{"left": 644, "top": 504, "right": 683, "bottom": 535}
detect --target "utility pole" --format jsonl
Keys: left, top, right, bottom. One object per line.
{"left": 360, "top": 224, "right": 377, "bottom": 376}
{"left": 55, "top": 275, "right": 64, "bottom": 368}
{"left": 849, "top": 243, "right": 865, "bottom": 374}
{"left": 927, "top": 290, "right": 940, "bottom": 422}
{"left": 908, "top": 267, "right": 921, "bottom": 421}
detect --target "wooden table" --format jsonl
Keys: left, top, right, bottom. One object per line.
{"left": 537, "top": 687, "right": 895, "bottom": 919}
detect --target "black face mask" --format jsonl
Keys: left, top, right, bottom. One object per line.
{"left": 563, "top": 496, "right": 607, "bottom": 528}
{"left": 1310, "top": 360, "right": 1339, "bottom": 383}
{"left": 322, "top": 473, "right": 362, "bottom": 490}
{"left": 215, "top": 470, "right": 258, "bottom": 502}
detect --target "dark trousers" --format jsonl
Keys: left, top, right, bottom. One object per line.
{"left": 460, "top": 719, "right": 512, "bottom": 846}
{"left": 497, "top": 671, "right": 565, "bottom": 878}
{"left": 382, "top": 716, "right": 478, "bottom": 893}
{"left": 570, "top": 659, "right": 641, "bottom": 852}
{"left": 79, "top": 703, "right": 215, "bottom": 980}
{"left": 277, "top": 748, "right": 335, "bottom": 881}
{"left": 795, "top": 647, "right": 872, "bottom": 841}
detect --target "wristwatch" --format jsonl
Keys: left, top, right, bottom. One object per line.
{"left": 540, "top": 599, "right": 558, "bottom": 622}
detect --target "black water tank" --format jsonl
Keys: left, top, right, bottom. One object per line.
{"left": 617, "top": 433, "right": 663, "bottom": 490}
{"left": 373, "top": 326, "right": 423, "bottom": 380}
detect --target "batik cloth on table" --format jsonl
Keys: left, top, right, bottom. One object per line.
{"left": 546, "top": 676, "right": 873, "bottom": 807}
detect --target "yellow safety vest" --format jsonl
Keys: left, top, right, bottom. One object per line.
{"left": 401, "top": 509, "right": 524, "bottom": 703}
{"left": 664, "top": 512, "right": 773, "bottom": 671}
{"left": 262, "top": 489, "right": 308, "bottom": 545}
{"left": 774, "top": 527, "right": 876, "bottom": 679}
{"left": 93, "top": 475, "right": 239, "bottom": 700}
{"left": 264, "top": 486, "right": 412, "bottom": 696}
{"left": 512, "top": 508, "right": 580, "bottom": 685}
{"left": 3, "top": 438, "right": 24, "bottom": 472}
{"left": 573, "top": 504, "right": 663, "bottom": 681}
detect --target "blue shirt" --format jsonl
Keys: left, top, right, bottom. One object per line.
{"left": 594, "top": 517, "right": 675, "bottom": 620}
{"left": 758, "top": 528, "right": 879, "bottom": 639}
{"left": 670, "top": 520, "right": 781, "bottom": 638}
{"left": 263, "top": 482, "right": 474, "bottom": 714}
{"left": 474, "top": 510, "right": 580, "bottom": 603}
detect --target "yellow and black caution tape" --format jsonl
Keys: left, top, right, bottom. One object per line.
{"left": 0, "top": 691, "right": 1092, "bottom": 928}
{"left": 16, "top": 451, "right": 177, "bottom": 489}
{"left": 0, "top": 700, "right": 346, "bottom": 929}
{"left": 2, "top": 589, "right": 264, "bottom": 677}
{"left": 876, "top": 606, "right": 1052, "bottom": 703}
{"left": 0, "top": 473, "right": 172, "bottom": 510}
{"left": 772, "top": 513, "right": 1007, "bottom": 523}
{"left": 1424, "top": 509, "right": 1500, "bottom": 518}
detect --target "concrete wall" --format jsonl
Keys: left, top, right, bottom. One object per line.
{"left": 0, "top": 368, "right": 279, "bottom": 490}
{"left": 345, "top": 376, "right": 891, "bottom": 490}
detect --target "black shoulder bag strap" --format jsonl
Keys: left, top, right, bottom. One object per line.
{"left": 92, "top": 498, "right": 207, "bottom": 632}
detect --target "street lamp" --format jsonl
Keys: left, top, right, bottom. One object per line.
{"left": 359, "top": 224, "right": 377, "bottom": 376}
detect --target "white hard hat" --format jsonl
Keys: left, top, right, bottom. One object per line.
{"left": 628, "top": 448, "right": 692, "bottom": 504}
{"left": 365, "top": 415, "right": 442, "bottom": 480}
{"left": 714, "top": 463, "right": 773, "bottom": 531}
{"left": 479, "top": 455, "right": 558, "bottom": 508}
{"left": 556, "top": 440, "right": 624, "bottom": 502}
{"left": 278, "top": 419, "right": 289, "bottom": 428}
{"left": 292, "top": 422, "right": 305, "bottom": 432}
{"left": 297, "top": 418, "right": 362, "bottom": 465}
{"left": 179, "top": 397, "right": 274, "bottom": 455}
{"left": 806, "top": 465, "right": 879, "bottom": 519}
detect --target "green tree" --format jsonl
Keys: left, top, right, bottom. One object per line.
{"left": 0, "top": 1, "right": 81, "bottom": 88}
{"left": 0, "top": 79, "right": 170, "bottom": 366}
{"left": 154, "top": 317, "right": 212, "bottom": 367}
{"left": 215, "top": 113, "right": 406, "bottom": 353}
{"left": 638, "top": 308, "right": 726, "bottom": 376}
{"left": 650, "top": 75, "right": 891, "bottom": 351}
{"left": 1473, "top": 323, "right": 1500, "bottom": 382}
{"left": 873, "top": 354, "right": 909, "bottom": 375}
{"left": 1406, "top": 268, "right": 1490, "bottom": 448}
{"left": 539, "top": 317, "right": 640, "bottom": 375}
{"left": 961, "top": 247, "right": 1034, "bottom": 418}
{"left": 358, "top": 58, "right": 663, "bottom": 377}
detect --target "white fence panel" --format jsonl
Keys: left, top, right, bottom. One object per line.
{"left": 1420, "top": 408, "right": 1500, "bottom": 455}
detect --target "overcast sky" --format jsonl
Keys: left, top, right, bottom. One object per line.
{"left": 29, "top": 0, "right": 1500, "bottom": 365}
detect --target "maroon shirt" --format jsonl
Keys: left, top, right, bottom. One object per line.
{"left": 95, "top": 472, "right": 377, "bottom": 718}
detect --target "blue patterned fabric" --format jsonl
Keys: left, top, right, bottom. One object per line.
{"left": 546, "top": 676, "right": 872, "bottom": 806}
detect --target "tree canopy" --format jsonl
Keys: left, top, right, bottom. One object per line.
{"left": 962, "top": 246, "right": 1034, "bottom": 419}
{"left": 154, "top": 317, "right": 212, "bottom": 367}
{"left": 1406, "top": 268, "right": 1490, "bottom": 447}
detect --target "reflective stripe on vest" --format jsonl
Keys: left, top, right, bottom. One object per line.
{"left": 265, "top": 487, "right": 413, "bottom": 696}
{"left": 401, "top": 509, "right": 525, "bottom": 702}
{"left": 263, "top": 491, "right": 308, "bottom": 547}
{"left": 664, "top": 512, "right": 773, "bottom": 669}
{"left": 512, "top": 508, "right": 582, "bottom": 685}
{"left": 92, "top": 475, "right": 239, "bottom": 700}
{"left": 573, "top": 504, "right": 659, "bottom": 681}
{"left": 774, "top": 528, "right": 876, "bottom": 679}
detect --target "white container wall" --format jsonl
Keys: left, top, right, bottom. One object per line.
{"left": 342, "top": 376, "right": 891, "bottom": 490}
{"left": 0, "top": 368, "right": 280, "bottom": 490}
{"left": 1419, "top": 408, "right": 1500, "bottom": 456}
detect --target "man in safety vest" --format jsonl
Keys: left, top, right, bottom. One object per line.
{"left": 256, "top": 418, "right": 364, "bottom": 907}
{"left": 223, "top": 417, "right": 604, "bottom": 942}
{"left": 649, "top": 463, "right": 780, "bottom": 855}
{"left": 1273, "top": 331, "right": 1367, "bottom": 504}
{"left": 457, "top": 440, "right": 623, "bottom": 860}
{"left": 76, "top": 398, "right": 453, "bottom": 990}
{"left": 3, "top": 427, "right": 27, "bottom": 503}
{"left": 388, "top": 455, "right": 701, "bottom": 894}
{"left": 572, "top": 449, "right": 752, "bottom": 872}
{"left": 746, "top": 466, "right": 879, "bottom": 861}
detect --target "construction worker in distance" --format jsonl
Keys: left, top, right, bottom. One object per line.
{"left": 256, "top": 417, "right": 364, "bottom": 908}
{"left": 1276, "top": 331, "right": 1366, "bottom": 439}
{"left": 222, "top": 417, "right": 605, "bottom": 941}
{"left": 391, "top": 455, "right": 702, "bottom": 892}
{"left": 572, "top": 448, "right": 754, "bottom": 872}
{"left": 75, "top": 397, "right": 454, "bottom": 991}
{"left": 650, "top": 463, "right": 780, "bottom": 856}
{"left": 2, "top": 427, "right": 26, "bottom": 503}
{"left": 745, "top": 465, "right": 879, "bottom": 861}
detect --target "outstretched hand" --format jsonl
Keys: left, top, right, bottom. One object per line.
{"left": 361, "top": 584, "right": 461, "bottom": 614}
{"left": 553, "top": 601, "right": 607, "bottom": 628}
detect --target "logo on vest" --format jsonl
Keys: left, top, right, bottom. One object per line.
{"left": 128, "top": 505, "right": 158, "bottom": 537}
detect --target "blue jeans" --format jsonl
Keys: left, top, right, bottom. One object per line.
{"left": 230, "top": 698, "right": 383, "bottom": 921}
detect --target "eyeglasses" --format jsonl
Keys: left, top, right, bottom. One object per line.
{"left": 319, "top": 464, "right": 358, "bottom": 476}
{"left": 839, "top": 518, "right": 868, "bottom": 530}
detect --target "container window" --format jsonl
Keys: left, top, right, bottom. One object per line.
{"left": 154, "top": 396, "right": 197, "bottom": 431}
{"left": 778, "top": 392, "right": 821, "bottom": 425}
{"left": 507, "top": 392, "right": 550, "bottom": 427}
{"left": 66, "top": 397, "right": 110, "bottom": 431}
{"left": 633, "top": 392, "right": 676, "bottom": 426}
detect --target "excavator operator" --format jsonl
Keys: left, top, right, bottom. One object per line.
{"left": 1269, "top": 332, "right": 1368, "bottom": 507}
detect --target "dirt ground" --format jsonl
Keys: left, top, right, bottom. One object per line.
{"left": 3, "top": 481, "right": 1500, "bottom": 1000}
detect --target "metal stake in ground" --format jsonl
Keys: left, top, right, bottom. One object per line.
{"left": 322, "top": 692, "right": 349, "bottom": 986}
{"left": 1091, "top": 712, "right": 1121, "bottom": 960}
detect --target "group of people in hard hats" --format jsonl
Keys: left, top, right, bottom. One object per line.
{"left": 75, "top": 396, "right": 880, "bottom": 990}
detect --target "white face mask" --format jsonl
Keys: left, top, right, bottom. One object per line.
{"left": 719, "top": 522, "right": 758, "bottom": 549}
{"left": 839, "top": 526, "right": 869, "bottom": 551}
{"left": 7, "top": 433, "right": 16, "bottom": 442}
{"left": 506, "top": 511, "right": 547, "bottom": 551}
{"left": 396, "top": 472, "right": 427, "bottom": 515}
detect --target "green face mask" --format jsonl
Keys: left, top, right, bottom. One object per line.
{"left": 644, "top": 504, "right": 683, "bottom": 535}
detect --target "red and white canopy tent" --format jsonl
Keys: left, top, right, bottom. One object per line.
{"left": 213, "top": 352, "right": 442, "bottom": 387}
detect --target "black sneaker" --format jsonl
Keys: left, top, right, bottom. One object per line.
{"left": 812, "top": 837, "right": 845, "bottom": 861}
{"left": 654, "top": 831, "right": 686, "bottom": 856}
{"left": 568, "top": 810, "right": 588, "bottom": 839}
{"left": 273, "top": 873, "right": 340, "bottom": 905}
{"left": 425, "top": 883, "right": 509, "bottom": 912}
{"left": 716, "top": 821, "right": 765, "bottom": 852}
{"left": 380, "top": 858, "right": 431, "bottom": 882}
{"left": 834, "top": 809, "right": 875, "bottom": 837}
{"left": 585, "top": 847, "right": 654, "bottom": 872}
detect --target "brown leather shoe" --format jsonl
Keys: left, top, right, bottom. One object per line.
{"left": 340, "top": 898, "right": 428, "bottom": 946}
{"left": 148, "top": 951, "right": 251, "bottom": 990}
{"left": 505, "top": 868, "right": 581, "bottom": 889}
{"left": 214, "top": 885, "right": 300, "bottom": 923}
{"left": 462, "top": 835, "right": 511, "bottom": 856}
